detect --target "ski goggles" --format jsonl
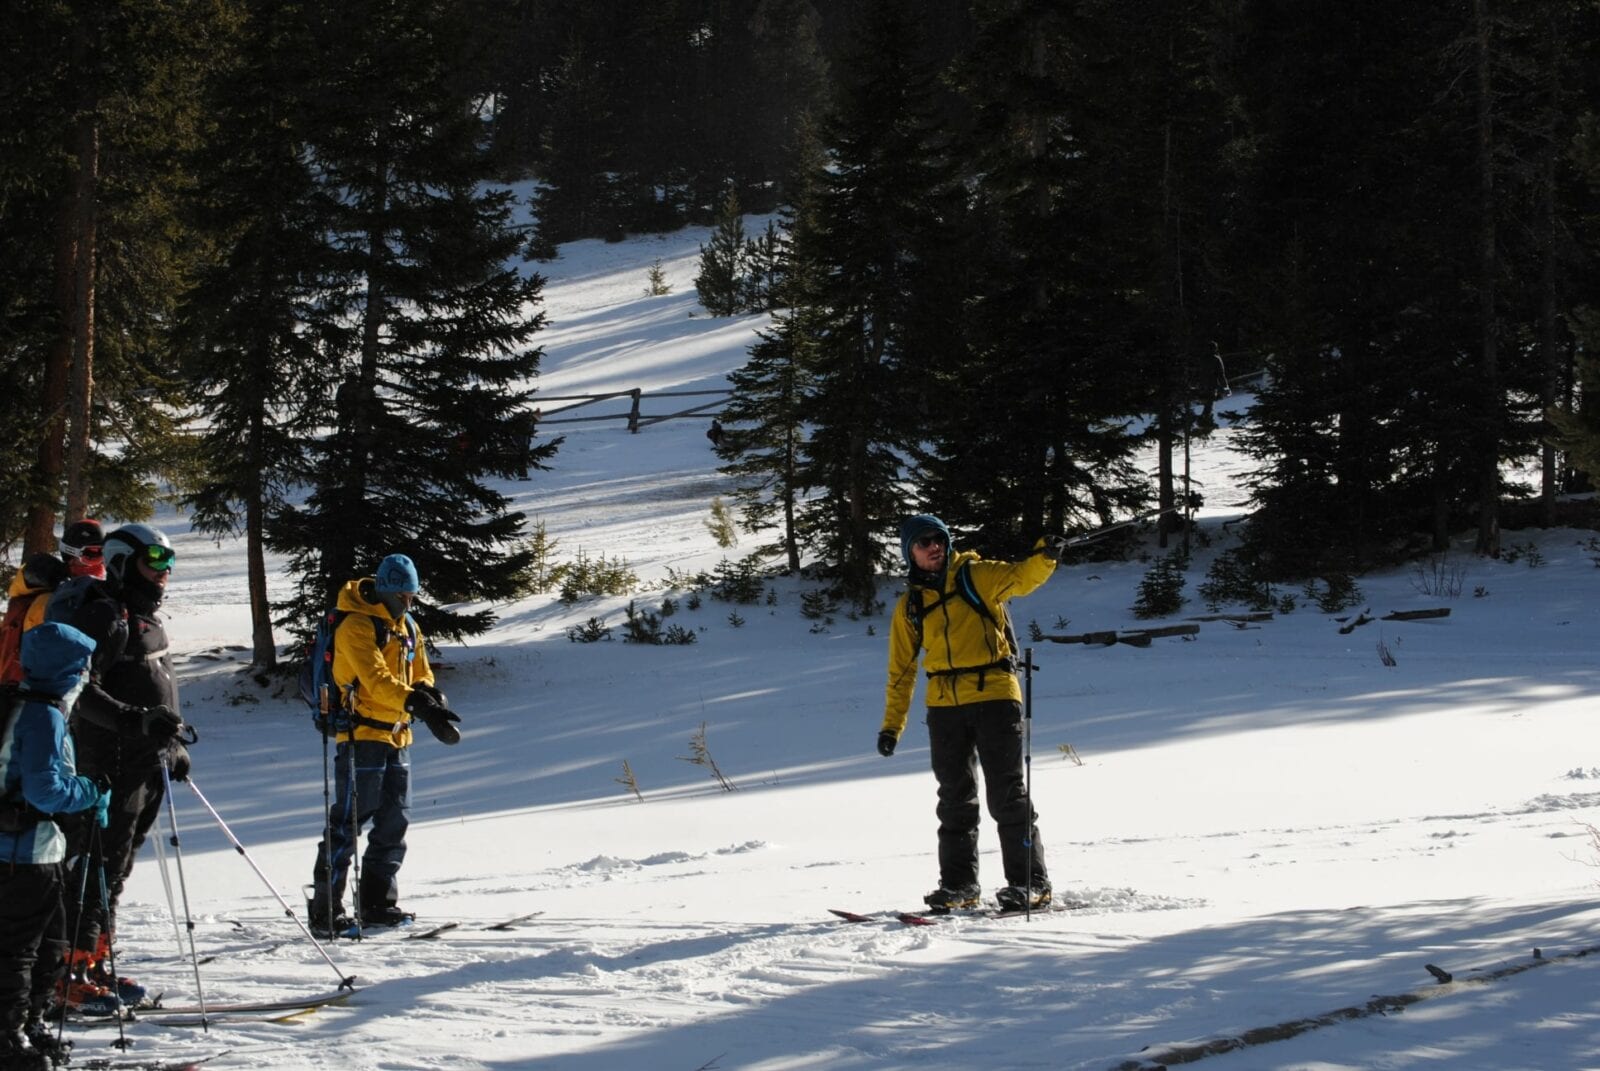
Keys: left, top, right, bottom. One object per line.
{"left": 141, "top": 544, "right": 176, "bottom": 572}
{"left": 62, "top": 543, "right": 104, "bottom": 562}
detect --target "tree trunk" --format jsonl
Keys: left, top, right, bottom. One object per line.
{"left": 1473, "top": 0, "right": 1501, "bottom": 556}
{"left": 1537, "top": 6, "right": 1564, "bottom": 524}
{"left": 66, "top": 117, "right": 99, "bottom": 522}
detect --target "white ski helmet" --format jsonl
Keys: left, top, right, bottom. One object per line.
{"left": 103, "top": 522, "right": 175, "bottom": 578}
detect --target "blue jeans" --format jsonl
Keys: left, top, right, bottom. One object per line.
{"left": 311, "top": 740, "right": 410, "bottom": 912}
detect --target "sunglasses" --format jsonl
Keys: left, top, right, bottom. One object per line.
{"left": 913, "top": 533, "right": 947, "bottom": 549}
{"left": 141, "top": 544, "right": 176, "bottom": 572}
{"left": 63, "top": 544, "right": 104, "bottom": 562}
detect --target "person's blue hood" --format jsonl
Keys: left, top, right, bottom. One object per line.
{"left": 20, "top": 621, "right": 97, "bottom": 698}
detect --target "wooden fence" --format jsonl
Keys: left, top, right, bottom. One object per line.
{"left": 535, "top": 388, "right": 731, "bottom": 432}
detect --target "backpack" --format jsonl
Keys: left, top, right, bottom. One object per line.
{"left": 0, "top": 597, "right": 38, "bottom": 686}
{"left": 1, "top": 554, "right": 70, "bottom": 685}
{"left": 905, "top": 559, "right": 1020, "bottom": 687}
{"left": 297, "top": 608, "right": 417, "bottom": 736}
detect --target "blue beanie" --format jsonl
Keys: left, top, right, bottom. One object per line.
{"left": 375, "top": 553, "right": 420, "bottom": 594}
{"left": 899, "top": 514, "right": 950, "bottom": 567}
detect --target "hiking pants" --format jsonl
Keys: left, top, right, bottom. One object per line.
{"left": 926, "top": 698, "right": 1047, "bottom": 890}
{"left": 65, "top": 759, "right": 166, "bottom": 955}
{"left": 0, "top": 861, "right": 66, "bottom": 1030}
{"left": 312, "top": 740, "right": 410, "bottom": 913}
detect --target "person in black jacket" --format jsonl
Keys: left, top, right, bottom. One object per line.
{"left": 47, "top": 523, "right": 187, "bottom": 1012}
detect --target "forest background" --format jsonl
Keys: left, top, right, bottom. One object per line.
{"left": 7, "top": 0, "right": 1600, "bottom": 661}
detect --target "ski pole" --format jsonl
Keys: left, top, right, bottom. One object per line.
{"left": 320, "top": 716, "right": 334, "bottom": 937}
{"left": 90, "top": 828, "right": 131, "bottom": 1051}
{"left": 1023, "top": 645, "right": 1035, "bottom": 921}
{"left": 1057, "top": 506, "right": 1181, "bottom": 550}
{"left": 149, "top": 812, "right": 186, "bottom": 958}
{"left": 347, "top": 739, "right": 363, "bottom": 940}
{"left": 54, "top": 822, "right": 102, "bottom": 1048}
{"left": 184, "top": 777, "right": 357, "bottom": 988}
{"left": 160, "top": 763, "right": 209, "bottom": 1031}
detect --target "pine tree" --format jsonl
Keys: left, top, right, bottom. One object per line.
{"left": 1, "top": 0, "right": 221, "bottom": 553}
{"left": 696, "top": 188, "right": 748, "bottom": 316}
{"left": 789, "top": 0, "right": 955, "bottom": 606}
{"left": 720, "top": 303, "right": 814, "bottom": 573}
{"left": 175, "top": 1, "right": 339, "bottom": 668}
{"left": 268, "top": 0, "right": 557, "bottom": 641}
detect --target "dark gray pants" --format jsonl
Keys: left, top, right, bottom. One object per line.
{"left": 927, "top": 699, "right": 1047, "bottom": 890}
{"left": 0, "top": 862, "right": 66, "bottom": 1030}
{"left": 311, "top": 740, "right": 410, "bottom": 914}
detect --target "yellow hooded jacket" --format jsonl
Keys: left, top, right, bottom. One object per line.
{"left": 331, "top": 577, "right": 434, "bottom": 747}
{"left": 881, "top": 545, "right": 1056, "bottom": 739}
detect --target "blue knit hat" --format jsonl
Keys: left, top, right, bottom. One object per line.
{"left": 21, "top": 621, "right": 97, "bottom": 698}
{"left": 899, "top": 514, "right": 950, "bottom": 567}
{"left": 375, "top": 553, "right": 420, "bottom": 594}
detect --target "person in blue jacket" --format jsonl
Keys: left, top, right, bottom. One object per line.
{"left": 0, "top": 622, "right": 109, "bottom": 1068}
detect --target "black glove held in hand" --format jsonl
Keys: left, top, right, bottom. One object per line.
{"left": 139, "top": 704, "right": 182, "bottom": 741}
{"left": 405, "top": 689, "right": 462, "bottom": 746}
{"left": 877, "top": 730, "right": 897, "bottom": 758}
{"left": 414, "top": 682, "right": 448, "bottom": 709}
{"left": 1041, "top": 534, "right": 1070, "bottom": 561}
{"left": 168, "top": 742, "right": 192, "bottom": 783}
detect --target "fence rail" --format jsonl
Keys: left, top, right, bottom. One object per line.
{"left": 536, "top": 388, "right": 731, "bottom": 432}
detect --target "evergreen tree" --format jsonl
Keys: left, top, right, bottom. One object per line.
{"left": 789, "top": 0, "right": 955, "bottom": 606}
{"left": 1, "top": 0, "right": 221, "bottom": 553}
{"left": 269, "top": 0, "right": 557, "bottom": 641}
{"left": 696, "top": 189, "right": 748, "bottom": 316}
{"left": 719, "top": 302, "right": 814, "bottom": 573}
{"left": 528, "top": 32, "right": 620, "bottom": 254}
{"left": 175, "top": 1, "right": 338, "bottom": 668}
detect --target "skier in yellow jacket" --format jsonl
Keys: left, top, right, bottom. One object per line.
{"left": 879, "top": 515, "right": 1067, "bottom": 913}
{"left": 307, "top": 554, "right": 461, "bottom": 936}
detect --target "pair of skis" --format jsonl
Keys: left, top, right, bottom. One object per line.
{"left": 830, "top": 901, "right": 1083, "bottom": 926}
{"left": 405, "top": 910, "right": 545, "bottom": 941}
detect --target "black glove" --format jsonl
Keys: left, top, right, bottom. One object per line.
{"left": 1040, "top": 534, "right": 1070, "bottom": 561}
{"left": 168, "top": 742, "right": 191, "bottom": 783}
{"left": 138, "top": 704, "right": 182, "bottom": 741}
{"left": 414, "top": 681, "right": 448, "bottom": 709}
{"left": 405, "top": 689, "right": 462, "bottom": 746}
{"left": 877, "top": 730, "right": 897, "bottom": 758}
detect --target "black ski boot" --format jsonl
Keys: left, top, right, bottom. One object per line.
{"left": 360, "top": 903, "right": 415, "bottom": 928}
{"left": 995, "top": 883, "right": 1052, "bottom": 912}
{"left": 0, "top": 1026, "right": 48, "bottom": 1071}
{"left": 922, "top": 883, "right": 982, "bottom": 912}
{"left": 307, "top": 894, "right": 354, "bottom": 939}
{"left": 23, "top": 1019, "right": 70, "bottom": 1068}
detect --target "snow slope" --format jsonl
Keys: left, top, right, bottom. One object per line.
{"left": 63, "top": 224, "right": 1600, "bottom": 1071}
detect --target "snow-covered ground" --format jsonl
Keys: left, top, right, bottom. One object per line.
{"left": 63, "top": 226, "right": 1600, "bottom": 1070}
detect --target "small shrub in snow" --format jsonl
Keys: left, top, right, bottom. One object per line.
{"left": 1133, "top": 552, "right": 1188, "bottom": 619}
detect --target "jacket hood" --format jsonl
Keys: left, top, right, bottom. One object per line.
{"left": 899, "top": 514, "right": 951, "bottom": 569}
{"left": 20, "top": 621, "right": 97, "bottom": 697}
{"left": 335, "top": 577, "right": 405, "bottom": 625}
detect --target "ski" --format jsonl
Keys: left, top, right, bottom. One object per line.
{"left": 831, "top": 901, "right": 1087, "bottom": 926}
{"left": 77, "top": 1051, "right": 229, "bottom": 1071}
{"left": 481, "top": 910, "right": 543, "bottom": 931}
{"left": 140, "top": 987, "right": 359, "bottom": 1017}
{"left": 136, "top": 1006, "right": 319, "bottom": 1028}
{"left": 404, "top": 911, "right": 542, "bottom": 939}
